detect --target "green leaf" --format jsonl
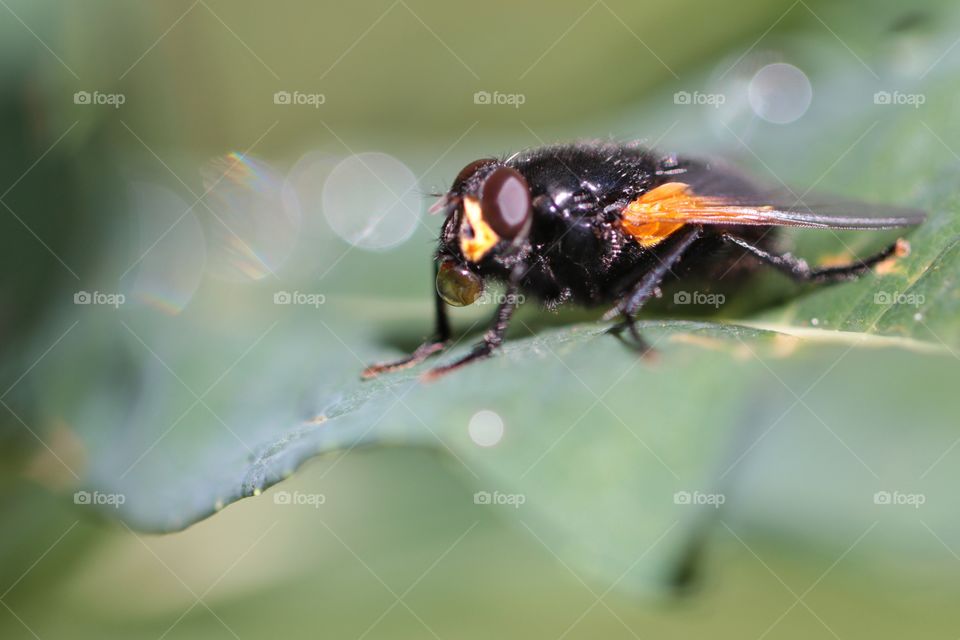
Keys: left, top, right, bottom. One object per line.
{"left": 19, "top": 1, "right": 960, "bottom": 597}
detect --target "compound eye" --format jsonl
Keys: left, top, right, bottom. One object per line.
{"left": 480, "top": 167, "right": 531, "bottom": 240}
{"left": 436, "top": 261, "right": 483, "bottom": 307}
{"left": 452, "top": 158, "right": 497, "bottom": 191}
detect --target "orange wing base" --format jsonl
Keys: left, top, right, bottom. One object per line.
{"left": 620, "top": 182, "right": 695, "bottom": 247}
{"left": 620, "top": 181, "right": 780, "bottom": 247}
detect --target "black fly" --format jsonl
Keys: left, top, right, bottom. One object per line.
{"left": 362, "top": 141, "right": 924, "bottom": 381}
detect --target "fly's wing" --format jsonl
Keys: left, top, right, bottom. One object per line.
{"left": 647, "top": 157, "right": 926, "bottom": 229}
{"left": 622, "top": 181, "right": 926, "bottom": 233}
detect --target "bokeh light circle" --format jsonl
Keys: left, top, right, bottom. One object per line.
{"left": 747, "top": 62, "right": 813, "bottom": 124}
{"left": 322, "top": 152, "right": 420, "bottom": 250}
{"left": 283, "top": 150, "right": 342, "bottom": 276}
{"left": 200, "top": 153, "right": 301, "bottom": 281}
{"left": 126, "top": 182, "right": 206, "bottom": 314}
{"left": 468, "top": 410, "right": 504, "bottom": 448}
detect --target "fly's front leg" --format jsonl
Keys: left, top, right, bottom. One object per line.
{"left": 421, "top": 273, "right": 523, "bottom": 382}
{"left": 362, "top": 262, "right": 452, "bottom": 379}
{"left": 721, "top": 233, "right": 910, "bottom": 283}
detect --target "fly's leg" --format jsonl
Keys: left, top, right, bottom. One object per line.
{"left": 361, "top": 340, "right": 448, "bottom": 379}
{"left": 422, "top": 262, "right": 528, "bottom": 381}
{"left": 421, "top": 282, "right": 519, "bottom": 382}
{"left": 721, "top": 234, "right": 910, "bottom": 284}
{"left": 362, "top": 263, "right": 452, "bottom": 379}
{"left": 604, "top": 227, "right": 703, "bottom": 353}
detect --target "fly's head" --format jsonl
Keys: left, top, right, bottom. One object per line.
{"left": 432, "top": 159, "right": 533, "bottom": 307}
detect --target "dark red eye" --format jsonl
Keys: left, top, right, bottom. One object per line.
{"left": 452, "top": 158, "right": 497, "bottom": 191}
{"left": 480, "top": 167, "right": 531, "bottom": 239}
{"left": 430, "top": 158, "right": 498, "bottom": 215}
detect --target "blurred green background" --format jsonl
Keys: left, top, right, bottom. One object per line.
{"left": 3, "top": 0, "right": 960, "bottom": 637}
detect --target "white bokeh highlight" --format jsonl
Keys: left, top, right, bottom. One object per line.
{"left": 126, "top": 182, "right": 206, "bottom": 314}
{"left": 200, "top": 154, "right": 301, "bottom": 281}
{"left": 468, "top": 410, "right": 504, "bottom": 448}
{"left": 322, "top": 152, "right": 420, "bottom": 250}
{"left": 748, "top": 62, "right": 813, "bottom": 124}
{"left": 283, "top": 150, "right": 342, "bottom": 276}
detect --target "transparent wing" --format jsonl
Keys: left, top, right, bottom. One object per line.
{"left": 623, "top": 182, "right": 925, "bottom": 231}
